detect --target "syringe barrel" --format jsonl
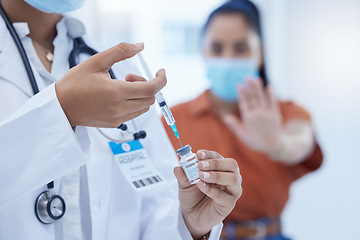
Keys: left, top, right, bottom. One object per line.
{"left": 155, "top": 91, "right": 165, "bottom": 103}
{"left": 160, "top": 103, "right": 175, "bottom": 126}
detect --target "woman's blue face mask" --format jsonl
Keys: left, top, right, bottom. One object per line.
{"left": 24, "top": 0, "right": 86, "bottom": 14}
{"left": 206, "top": 58, "right": 259, "bottom": 102}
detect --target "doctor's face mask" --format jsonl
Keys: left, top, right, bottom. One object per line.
{"left": 24, "top": 0, "right": 86, "bottom": 13}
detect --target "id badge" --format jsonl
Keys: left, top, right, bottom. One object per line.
{"left": 109, "top": 140, "right": 166, "bottom": 191}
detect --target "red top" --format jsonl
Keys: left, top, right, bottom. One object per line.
{"left": 162, "top": 91, "right": 323, "bottom": 221}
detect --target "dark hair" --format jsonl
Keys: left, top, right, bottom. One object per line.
{"left": 203, "top": 0, "right": 268, "bottom": 86}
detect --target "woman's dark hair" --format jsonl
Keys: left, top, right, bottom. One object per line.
{"left": 203, "top": 0, "right": 268, "bottom": 86}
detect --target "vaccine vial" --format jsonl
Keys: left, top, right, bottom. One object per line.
{"left": 176, "top": 145, "right": 200, "bottom": 184}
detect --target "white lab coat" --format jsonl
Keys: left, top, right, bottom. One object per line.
{"left": 0, "top": 16, "right": 222, "bottom": 240}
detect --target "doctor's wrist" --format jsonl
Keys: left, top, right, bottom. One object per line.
{"left": 55, "top": 82, "right": 77, "bottom": 128}
{"left": 182, "top": 216, "right": 212, "bottom": 240}
{"left": 196, "top": 231, "right": 210, "bottom": 240}
{"left": 187, "top": 226, "right": 211, "bottom": 240}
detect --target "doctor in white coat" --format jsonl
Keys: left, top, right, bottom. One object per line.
{"left": 0, "top": 0, "right": 243, "bottom": 239}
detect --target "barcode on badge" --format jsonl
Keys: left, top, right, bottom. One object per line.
{"left": 132, "top": 175, "right": 163, "bottom": 189}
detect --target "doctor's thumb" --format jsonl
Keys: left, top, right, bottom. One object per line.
{"left": 89, "top": 42, "right": 144, "bottom": 72}
{"left": 174, "top": 166, "right": 191, "bottom": 188}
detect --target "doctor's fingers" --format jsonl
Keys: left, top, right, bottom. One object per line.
{"left": 198, "top": 158, "right": 240, "bottom": 175}
{"left": 104, "top": 107, "right": 151, "bottom": 128}
{"left": 108, "top": 96, "right": 157, "bottom": 119}
{"left": 116, "top": 69, "right": 167, "bottom": 99}
{"left": 200, "top": 171, "right": 242, "bottom": 199}
{"left": 197, "top": 178, "right": 242, "bottom": 210}
{"left": 88, "top": 42, "right": 144, "bottom": 72}
{"left": 198, "top": 157, "right": 242, "bottom": 197}
{"left": 199, "top": 163, "right": 242, "bottom": 197}
{"left": 125, "top": 73, "right": 147, "bottom": 82}
{"left": 196, "top": 149, "right": 224, "bottom": 160}
{"left": 121, "top": 97, "right": 156, "bottom": 113}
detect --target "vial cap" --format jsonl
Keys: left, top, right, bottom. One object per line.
{"left": 176, "top": 144, "right": 192, "bottom": 156}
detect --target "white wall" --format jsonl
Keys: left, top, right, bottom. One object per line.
{"left": 72, "top": 0, "right": 360, "bottom": 239}
{"left": 269, "top": 0, "right": 360, "bottom": 239}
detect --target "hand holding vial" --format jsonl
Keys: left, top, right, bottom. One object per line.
{"left": 173, "top": 149, "right": 242, "bottom": 240}
{"left": 137, "top": 52, "right": 242, "bottom": 238}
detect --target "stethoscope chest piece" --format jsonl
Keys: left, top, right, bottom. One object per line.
{"left": 35, "top": 191, "right": 66, "bottom": 224}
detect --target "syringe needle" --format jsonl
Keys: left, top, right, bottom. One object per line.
{"left": 178, "top": 137, "right": 183, "bottom": 147}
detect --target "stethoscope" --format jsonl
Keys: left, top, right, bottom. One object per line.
{"left": 0, "top": 4, "right": 146, "bottom": 224}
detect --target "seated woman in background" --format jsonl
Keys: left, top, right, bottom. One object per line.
{"left": 162, "top": 0, "right": 323, "bottom": 239}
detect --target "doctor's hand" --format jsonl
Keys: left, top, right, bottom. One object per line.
{"left": 174, "top": 150, "right": 242, "bottom": 240}
{"left": 223, "top": 78, "right": 283, "bottom": 155}
{"left": 55, "top": 42, "right": 167, "bottom": 128}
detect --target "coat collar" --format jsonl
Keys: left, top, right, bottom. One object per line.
{"left": 0, "top": 18, "right": 34, "bottom": 97}
{"left": 0, "top": 17, "right": 29, "bottom": 52}
{"left": 0, "top": 17, "right": 9, "bottom": 53}
{"left": 0, "top": 16, "right": 85, "bottom": 97}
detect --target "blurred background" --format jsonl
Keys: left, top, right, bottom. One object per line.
{"left": 71, "top": 0, "right": 360, "bottom": 239}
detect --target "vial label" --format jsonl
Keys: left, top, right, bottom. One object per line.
{"left": 181, "top": 157, "right": 200, "bottom": 184}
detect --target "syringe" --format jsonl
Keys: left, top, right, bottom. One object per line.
{"left": 137, "top": 52, "right": 182, "bottom": 146}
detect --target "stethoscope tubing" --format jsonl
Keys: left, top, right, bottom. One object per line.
{"left": 0, "top": 3, "right": 39, "bottom": 95}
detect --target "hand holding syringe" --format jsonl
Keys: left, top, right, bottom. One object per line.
{"left": 137, "top": 52, "right": 183, "bottom": 146}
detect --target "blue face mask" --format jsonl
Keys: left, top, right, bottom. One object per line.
{"left": 206, "top": 58, "right": 259, "bottom": 102}
{"left": 24, "top": 0, "right": 86, "bottom": 14}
